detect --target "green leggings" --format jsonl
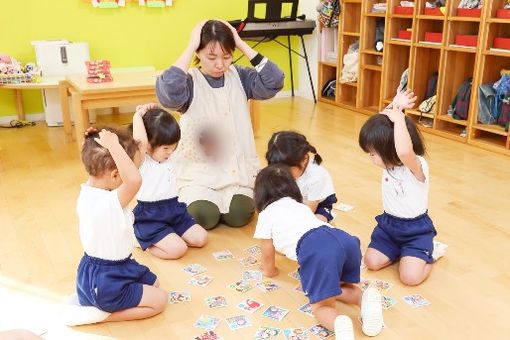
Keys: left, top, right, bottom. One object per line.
{"left": 187, "top": 194, "right": 255, "bottom": 230}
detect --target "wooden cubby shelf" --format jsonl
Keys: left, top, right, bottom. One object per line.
{"left": 317, "top": 0, "right": 510, "bottom": 155}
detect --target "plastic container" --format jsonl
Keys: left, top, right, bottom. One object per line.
{"left": 394, "top": 6, "right": 414, "bottom": 15}
{"left": 424, "top": 32, "right": 443, "bottom": 43}
{"left": 398, "top": 30, "right": 412, "bottom": 40}
{"left": 494, "top": 37, "right": 510, "bottom": 50}
{"left": 455, "top": 34, "right": 478, "bottom": 47}
{"left": 457, "top": 8, "right": 482, "bottom": 18}
{"left": 424, "top": 7, "right": 443, "bottom": 16}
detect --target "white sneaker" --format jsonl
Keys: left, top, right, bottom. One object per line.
{"left": 334, "top": 315, "right": 355, "bottom": 340}
{"left": 432, "top": 240, "right": 448, "bottom": 262}
{"left": 360, "top": 287, "right": 383, "bottom": 337}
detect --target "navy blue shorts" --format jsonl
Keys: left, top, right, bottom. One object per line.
{"left": 296, "top": 226, "right": 362, "bottom": 304}
{"left": 133, "top": 197, "right": 197, "bottom": 250}
{"left": 76, "top": 253, "right": 157, "bottom": 313}
{"left": 369, "top": 212, "right": 437, "bottom": 264}
{"left": 316, "top": 194, "right": 338, "bottom": 222}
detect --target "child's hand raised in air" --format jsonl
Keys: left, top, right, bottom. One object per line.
{"left": 135, "top": 103, "right": 158, "bottom": 117}
{"left": 391, "top": 89, "right": 417, "bottom": 110}
{"left": 94, "top": 129, "right": 119, "bottom": 150}
{"left": 380, "top": 107, "right": 406, "bottom": 123}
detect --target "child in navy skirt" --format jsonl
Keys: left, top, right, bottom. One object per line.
{"left": 69, "top": 127, "right": 167, "bottom": 326}
{"left": 359, "top": 90, "right": 445, "bottom": 286}
{"left": 253, "top": 164, "right": 383, "bottom": 338}
{"left": 132, "top": 103, "right": 207, "bottom": 259}
{"left": 266, "top": 131, "right": 337, "bottom": 222}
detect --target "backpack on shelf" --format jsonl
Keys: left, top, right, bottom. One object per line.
{"left": 494, "top": 74, "right": 510, "bottom": 130}
{"left": 424, "top": 71, "right": 439, "bottom": 100}
{"left": 477, "top": 83, "right": 497, "bottom": 124}
{"left": 449, "top": 77, "right": 473, "bottom": 120}
{"left": 321, "top": 78, "right": 336, "bottom": 98}
{"left": 317, "top": 0, "right": 341, "bottom": 28}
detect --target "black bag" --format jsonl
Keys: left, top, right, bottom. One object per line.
{"left": 451, "top": 78, "right": 473, "bottom": 120}
{"left": 424, "top": 71, "right": 439, "bottom": 100}
{"left": 321, "top": 78, "right": 336, "bottom": 98}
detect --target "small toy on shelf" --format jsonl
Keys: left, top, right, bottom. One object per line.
{"left": 85, "top": 60, "right": 113, "bottom": 83}
{"left": 0, "top": 53, "right": 41, "bottom": 84}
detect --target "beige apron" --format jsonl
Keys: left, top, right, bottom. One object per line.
{"left": 174, "top": 66, "right": 260, "bottom": 213}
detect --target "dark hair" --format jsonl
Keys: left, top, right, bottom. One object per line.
{"left": 358, "top": 114, "right": 425, "bottom": 167}
{"left": 142, "top": 108, "right": 181, "bottom": 148}
{"left": 194, "top": 20, "right": 236, "bottom": 64}
{"left": 254, "top": 164, "right": 303, "bottom": 212}
{"left": 81, "top": 126, "right": 139, "bottom": 176}
{"left": 265, "top": 131, "right": 323, "bottom": 169}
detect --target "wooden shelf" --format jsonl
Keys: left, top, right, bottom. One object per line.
{"left": 487, "top": 18, "right": 510, "bottom": 24}
{"left": 416, "top": 15, "right": 445, "bottom": 21}
{"left": 364, "top": 12, "right": 386, "bottom": 17}
{"left": 362, "top": 65, "right": 383, "bottom": 72}
{"left": 436, "top": 114, "right": 468, "bottom": 126}
{"left": 448, "top": 16, "right": 481, "bottom": 22}
{"left": 391, "top": 14, "right": 414, "bottom": 19}
{"left": 446, "top": 45, "right": 477, "bottom": 53}
{"left": 344, "top": 0, "right": 362, "bottom": 3}
{"left": 318, "top": 97, "right": 336, "bottom": 105}
{"left": 484, "top": 49, "right": 510, "bottom": 57}
{"left": 341, "top": 81, "right": 358, "bottom": 87}
{"left": 407, "top": 109, "right": 435, "bottom": 119}
{"left": 343, "top": 31, "right": 361, "bottom": 37}
{"left": 362, "top": 49, "right": 384, "bottom": 56}
{"left": 389, "top": 39, "right": 412, "bottom": 46}
{"left": 320, "top": 61, "right": 338, "bottom": 67}
{"left": 472, "top": 123, "right": 508, "bottom": 137}
{"left": 415, "top": 42, "right": 443, "bottom": 49}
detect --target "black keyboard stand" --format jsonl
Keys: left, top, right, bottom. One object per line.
{"left": 234, "top": 34, "right": 317, "bottom": 103}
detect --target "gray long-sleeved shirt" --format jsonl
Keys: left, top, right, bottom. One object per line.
{"left": 156, "top": 55, "right": 285, "bottom": 113}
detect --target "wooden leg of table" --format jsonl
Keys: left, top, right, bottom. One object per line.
{"left": 72, "top": 91, "right": 88, "bottom": 151}
{"left": 249, "top": 99, "right": 260, "bottom": 135}
{"left": 59, "top": 81, "right": 73, "bottom": 142}
{"left": 14, "top": 89, "right": 25, "bottom": 121}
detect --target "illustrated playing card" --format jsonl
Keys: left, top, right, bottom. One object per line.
{"left": 262, "top": 305, "right": 289, "bottom": 321}
{"left": 205, "top": 296, "right": 227, "bottom": 309}
{"left": 403, "top": 294, "right": 431, "bottom": 308}
{"left": 194, "top": 315, "right": 221, "bottom": 331}
{"left": 183, "top": 264, "right": 207, "bottom": 276}
{"left": 256, "top": 280, "right": 280, "bottom": 292}
{"left": 288, "top": 270, "right": 300, "bottom": 281}
{"left": 237, "top": 298, "right": 263, "bottom": 313}
{"left": 358, "top": 279, "right": 371, "bottom": 291}
{"left": 168, "top": 291, "right": 191, "bottom": 304}
{"left": 254, "top": 326, "right": 281, "bottom": 339}
{"left": 189, "top": 274, "right": 214, "bottom": 287}
{"left": 242, "top": 270, "right": 263, "bottom": 282}
{"left": 283, "top": 328, "right": 309, "bottom": 340}
{"left": 333, "top": 202, "right": 354, "bottom": 212}
{"left": 239, "top": 256, "right": 259, "bottom": 267}
{"left": 244, "top": 245, "right": 262, "bottom": 256}
{"left": 212, "top": 250, "right": 234, "bottom": 261}
{"left": 309, "top": 324, "right": 334, "bottom": 339}
{"left": 372, "top": 279, "right": 393, "bottom": 292}
{"left": 298, "top": 303, "right": 314, "bottom": 317}
{"left": 227, "top": 280, "right": 253, "bottom": 293}
{"left": 225, "top": 315, "right": 251, "bottom": 331}
{"left": 381, "top": 295, "right": 397, "bottom": 310}
{"left": 193, "top": 330, "right": 223, "bottom": 340}
{"left": 294, "top": 284, "right": 305, "bottom": 294}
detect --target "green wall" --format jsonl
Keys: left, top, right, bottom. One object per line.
{"left": 0, "top": 0, "right": 295, "bottom": 117}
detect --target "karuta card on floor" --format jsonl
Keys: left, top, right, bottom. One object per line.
{"left": 242, "top": 270, "right": 263, "bottom": 282}
{"left": 402, "top": 294, "right": 431, "bottom": 308}
{"left": 227, "top": 280, "right": 253, "bottom": 293}
{"left": 283, "top": 327, "right": 309, "bottom": 340}
{"left": 194, "top": 315, "right": 221, "bottom": 331}
{"left": 168, "top": 291, "right": 191, "bottom": 304}
{"left": 254, "top": 326, "right": 281, "bottom": 339}
{"left": 297, "top": 303, "right": 314, "bottom": 317}
{"left": 262, "top": 305, "right": 289, "bottom": 321}
{"left": 237, "top": 298, "right": 263, "bottom": 313}
{"left": 225, "top": 315, "right": 251, "bottom": 331}
{"left": 204, "top": 296, "right": 228, "bottom": 309}
{"left": 256, "top": 280, "right": 280, "bottom": 292}
{"left": 193, "top": 330, "right": 223, "bottom": 340}
{"left": 239, "top": 255, "right": 259, "bottom": 267}
{"left": 382, "top": 295, "right": 397, "bottom": 310}
{"left": 372, "top": 279, "right": 393, "bottom": 292}
{"left": 212, "top": 250, "right": 234, "bottom": 261}
{"left": 309, "top": 324, "right": 334, "bottom": 339}
{"left": 244, "top": 244, "right": 262, "bottom": 256}
{"left": 183, "top": 263, "right": 207, "bottom": 276}
{"left": 294, "top": 284, "right": 305, "bottom": 294}
{"left": 333, "top": 202, "right": 354, "bottom": 212}
{"left": 288, "top": 270, "right": 300, "bottom": 281}
{"left": 189, "top": 274, "right": 214, "bottom": 287}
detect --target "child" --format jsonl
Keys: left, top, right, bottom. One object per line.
{"left": 253, "top": 164, "right": 383, "bottom": 338}
{"left": 70, "top": 127, "right": 167, "bottom": 325}
{"left": 358, "top": 90, "right": 444, "bottom": 286}
{"left": 132, "top": 103, "right": 208, "bottom": 260}
{"left": 266, "top": 131, "right": 337, "bottom": 222}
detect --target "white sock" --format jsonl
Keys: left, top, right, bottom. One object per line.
{"left": 64, "top": 293, "right": 110, "bottom": 326}
{"left": 432, "top": 240, "right": 448, "bottom": 262}
{"left": 334, "top": 315, "right": 354, "bottom": 340}
{"left": 360, "top": 287, "right": 383, "bottom": 337}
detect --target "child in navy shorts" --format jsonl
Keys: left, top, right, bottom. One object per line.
{"left": 359, "top": 90, "right": 445, "bottom": 286}
{"left": 253, "top": 164, "right": 383, "bottom": 338}
{"left": 266, "top": 131, "right": 337, "bottom": 222}
{"left": 132, "top": 103, "right": 208, "bottom": 259}
{"left": 69, "top": 128, "right": 167, "bottom": 326}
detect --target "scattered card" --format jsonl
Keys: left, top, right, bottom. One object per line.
{"left": 359, "top": 279, "right": 371, "bottom": 291}
{"left": 189, "top": 274, "right": 214, "bottom": 287}
{"left": 227, "top": 280, "right": 253, "bottom": 293}
{"left": 294, "top": 284, "right": 305, "bottom": 294}
{"left": 298, "top": 303, "right": 314, "bottom": 317}
{"left": 205, "top": 296, "right": 227, "bottom": 309}
{"left": 239, "top": 256, "right": 259, "bottom": 267}
{"left": 193, "top": 330, "right": 223, "bottom": 340}
{"left": 194, "top": 315, "right": 221, "bottom": 331}
{"left": 333, "top": 202, "right": 354, "bottom": 212}
{"left": 212, "top": 250, "right": 234, "bottom": 261}
{"left": 402, "top": 294, "right": 431, "bottom": 308}
{"left": 225, "top": 315, "right": 251, "bottom": 331}
{"left": 242, "top": 270, "right": 263, "bottom": 282}
{"left": 168, "top": 291, "right": 191, "bottom": 304}
{"left": 283, "top": 328, "right": 309, "bottom": 340}
{"left": 262, "top": 305, "right": 289, "bottom": 321}
{"left": 183, "top": 264, "right": 207, "bottom": 276}
{"left": 288, "top": 270, "right": 300, "bottom": 281}
{"left": 237, "top": 298, "right": 263, "bottom": 313}
{"left": 382, "top": 295, "right": 397, "bottom": 310}
{"left": 372, "top": 279, "right": 393, "bottom": 292}
{"left": 244, "top": 245, "right": 262, "bottom": 256}
{"left": 255, "top": 326, "right": 281, "bottom": 339}
{"left": 256, "top": 280, "right": 280, "bottom": 293}
{"left": 309, "top": 324, "right": 334, "bottom": 339}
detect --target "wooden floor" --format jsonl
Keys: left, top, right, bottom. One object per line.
{"left": 1, "top": 97, "right": 509, "bottom": 339}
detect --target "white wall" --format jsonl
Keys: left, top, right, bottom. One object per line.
{"left": 297, "top": 0, "right": 319, "bottom": 101}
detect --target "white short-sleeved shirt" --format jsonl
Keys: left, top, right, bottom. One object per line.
{"left": 382, "top": 156, "right": 429, "bottom": 218}
{"left": 77, "top": 184, "right": 134, "bottom": 260}
{"left": 136, "top": 154, "right": 178, "bottom": 202}
{"left": 254, "top": 197, "right": 332, "bottom": 261}
{"left": 296, "top": 161, "right": 336, "bottom": 203}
